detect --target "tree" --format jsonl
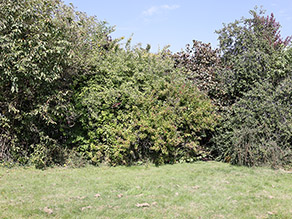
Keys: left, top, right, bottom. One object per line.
{"left": 173, "top": 40, "right": 226, "bottom": 107}
{"left": 0, "top": 0, "right": 113, "bottom": 167}
{"left": 216, "top": 8, "right": 291, "bottom": 102}
{"left": 213, "top": 9, "right": 292, "bottom": 167}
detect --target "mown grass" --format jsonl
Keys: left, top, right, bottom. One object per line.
{"left": 1, "top": 162, "right": 292, "bottom": 219}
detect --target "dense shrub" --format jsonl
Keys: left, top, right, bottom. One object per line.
{"left": 0, "top": 0, "right": 112, "bottom": 167}
{"left": 211, "top": 9, "right": 292, "bottom": 167}
{"left": 73, "top": 44, "right": 218, "bottom": 165}
{"left": 213, "top": 75, "right": 292, "bottom": 167}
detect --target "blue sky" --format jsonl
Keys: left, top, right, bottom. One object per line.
{"left": 63, "top": 0, "right": 292, "bottom": 52}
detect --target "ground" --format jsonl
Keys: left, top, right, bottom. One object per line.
{"left": 1, "top": 162, "right": 292, "bottom": 218}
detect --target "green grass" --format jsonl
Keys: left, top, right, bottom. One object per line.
{"left": 1, "top": 162, "right": 292, "bottom": 219}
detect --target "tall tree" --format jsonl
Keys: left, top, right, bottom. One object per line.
{"left": 216, "top": 8, "right": 291, "bottom": 102}
{"left": 0, "top": 0, "right": 113, "bottom": 167}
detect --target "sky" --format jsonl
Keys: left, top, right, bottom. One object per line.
{"left": 62, "top": 0, "right": 292, "bottom": 53}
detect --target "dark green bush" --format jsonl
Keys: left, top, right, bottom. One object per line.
{"left": 73, "top": 44, "right": 218, "bottom": 165}
{"left": 211, "top": 9, "right": 292, "bottom": 168}
{"left": 214, "top": 75, "right": 292, "bottom": 167}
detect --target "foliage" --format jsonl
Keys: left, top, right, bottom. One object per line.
{"left": 73, "top": 45, "right": 218, "bottom": 165}
{"left": 0, "top": 0, "right": 217, "bottom": 167}
{"left": 212, "top": 9, "right": 292, "bottom": 167}
{"left": 214, "top": 74, "right": 292, "bottom": 167}
{"left": 1, "top": 1, "right": 291, "bottom": 169}
{"left": 173, "top": 40, "right": 226, "bottom": 107}
{"left": 216, "top": 8, "right": 292, "bottom": 102}
{"left": 0, "top": 0, "right": 113, "bottom": 167}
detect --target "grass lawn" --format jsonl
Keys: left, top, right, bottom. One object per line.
{"left": 1, "top": 162, "right": 292, "bottom": 218}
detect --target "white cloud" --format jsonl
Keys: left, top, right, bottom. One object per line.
{"left": 143, "top": 4, "right": 180, "bottom": 16}
{"left": 143, "top": 6, "right": 159, "bottom": 16}
{"left": 161, "top": 4, "right": 180, "bottom": 10}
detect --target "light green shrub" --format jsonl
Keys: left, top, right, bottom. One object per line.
{"left": 73, "top": 45, "right": 218, "bottom": 165}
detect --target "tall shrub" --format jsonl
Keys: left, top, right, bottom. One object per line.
{"left": 214, "top": 76, "right": 292, "bottom": 167}
{"left": 73, "top": 45, "right": 218, "bottom": 165}
{"left": 213, "top": 8, "right": 292, "bottom": 167}
{"left": 0, "top": 0, "right": 113, "bottom": 167}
